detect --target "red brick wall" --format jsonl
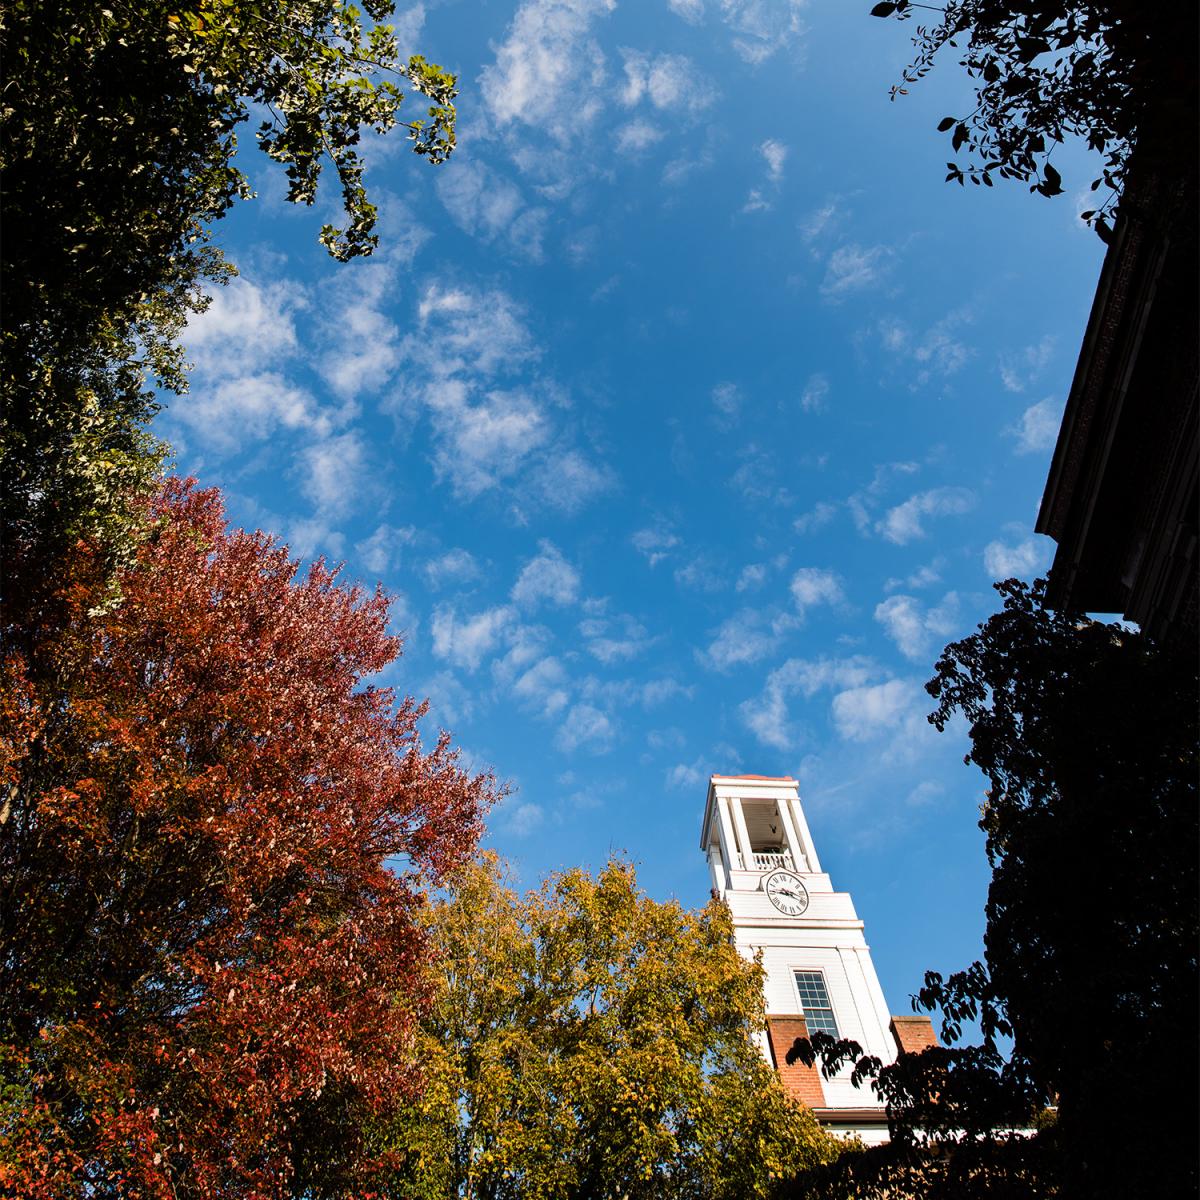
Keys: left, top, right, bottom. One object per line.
{"left": 766, "top": 1015, "right": 826, "bottom": 1107}
{"left": 890, "top": 1015, "right": 938, "bottom": 1055}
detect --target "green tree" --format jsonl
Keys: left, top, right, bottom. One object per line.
{"left": 871, "top": 0, "right": 1197, "bottom": 236}
{"left": 383, "top": 855, "right": 844, "bottom": 1199}
{"left": 779, "top": 579, "right": 1198, "bottom": 1199}
{"left": 1, "top": 0, "right": 457, "bottom": 589}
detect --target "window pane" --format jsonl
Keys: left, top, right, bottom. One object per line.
{"left": 794, "top": 970, "right": 839, "bottom": 1038}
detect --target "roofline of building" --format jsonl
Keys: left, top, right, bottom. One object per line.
{"left": 811, "top": 1107, "right": 890, "bottom": 1125}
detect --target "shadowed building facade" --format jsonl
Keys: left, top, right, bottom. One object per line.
{"left": 700, "top": 773, "right": 934, "bottom": 1144}
{"left": 1037, "top": 169, "right": 1198, "bottom": 644}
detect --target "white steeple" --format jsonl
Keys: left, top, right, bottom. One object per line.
{"left": 701, "top": 774, "right": 934, "bottom": 1144}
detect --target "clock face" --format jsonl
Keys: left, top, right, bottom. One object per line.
{"left": 764, "top": 870, "right": 809, "bottom": 916}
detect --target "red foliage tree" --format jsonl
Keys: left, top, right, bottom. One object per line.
{"left": 0, "top": 479, "right": 495, "bottom": 1197}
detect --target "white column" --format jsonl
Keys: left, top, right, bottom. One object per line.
{"left": 730, "top": 796, "right": 753, "bottom": 871}
{"left": 707, "top": 849, "right": 723, "bottom": 894}
{"left": 776, "top": 800, "right": 806, "bottom": 872}
{"left": 788, "top": 796, "right": 822, "bottom": 874}
{"left": 715, "top": 795, "right": 740, "bottom": 874}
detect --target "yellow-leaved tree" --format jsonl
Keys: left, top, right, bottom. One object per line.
{"left": 382, "top": 854, "right": 846, "bottom": 1199}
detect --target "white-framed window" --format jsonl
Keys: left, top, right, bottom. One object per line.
{"left": 793, "top": 969, "right": 839, "bottom": 1038}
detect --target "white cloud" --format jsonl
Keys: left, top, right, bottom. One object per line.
{"left": 878, "top": 318, "right": 907, "bottom": 352}
{"left": 912, "top": 315, "right": 972, "bottom": 380}
{"left": 794, "top": 501, "right": 837, "bottom": 535}
{"left": 641, "top": 678, "right": 692, "bottom": 706}
{"left": 884, "top": 560, "right": 944, "bottom": 593}
{"left": 674, "top": 554, "right": 724, "bottom": 592}
{"left": 800, "top": 374, "right": 829, "bottom": 413}
{"left": 999, "top": 334, "right": 1055, "bottom": 392}
{"left": 185, "top": 277, "right": 301, "bottom": 376}
{"left": 632, "top": 525, "right": 680, "bottom": 567}
{"left": 410, "top": 284, "right": 539, "bottom": 378}
{"left": 845, "top": 460, "right": 922, "bottom": 534}
{"left": 422, "top": 548, "right": 483, "bottom": 589}
{"left": 827, "top": 676, "right": 944, "bottom": 763}
{"left": 662, "top": 144, "right": 715, "bottom": 187}
{"left": 718, "top": 0, "right": 807, "bottom": 64}
{"left": 741, "top": 188, "right": 770, "bottom": 215}
{"left": 615, "top": 118, "right": 665, "bottom": 154}
{"left": 396, "top": 283, "right": 611, "bottom": 513}
{"left": 426, "top": 383, "right": 551, "bottom": 499}
{"left": 285, "top": 515, "right": 344, "bottom": 563}
{"left": 790, "top": 567, "right": 845, "bottom": 615}
{"left": 316, "top": 261, "right": 404, "bottom": 398}
{"left": 874, "top": 592, "right": 960, "bottom": 662}
{"left": 176, "top": 373, "right": 333, "bottom": 454}
{"left": 556, "top": 703, "right": 614, "bottom": 753}
{"left": 984, "top": 536, "right": 1050, "bottom": 579}
{"left": 711, "top": 381, "right": 742, "bottom": 423}
{"left": 491, "top": 623, "right": 550, "bottom": 684}
{"left": 666, "top": 759, "right": 710, "bottom": 789}
{"left": 760, "top": 138, "right": 788, "bottom": 181}
{"left": 419, "top": 669, "right": 476, "bottom": 727}
{"left": 177, "top": 277, "right": 366, "bottom": 459}
{"left": 355, "top": 523, "right": 415, "bottom": 576}
{"left": 878, "top": 311, "right": 974, "bottom": 387}
{"left": 831, "top": 679, "right": 915, "bottom": 741}
{"left": 876, "top": 486, "right": 975, "bottom": 544}
{"left": 730, "top": 444, "right": 795, "bottom": 507}
{"left": 589, "top": 274, "right": 620, "bottom": 301}
{"left": 800, "top": 201, "right": 839, "bottom": 243}
{"left": 512, "top": 540, "right": 581, "bottom": 607}
{"left": 299, "top": 432, "right": 368, "bottom": 517}
{"left": 392, "top": 5, "right": 426, "bottom": 52}
{"left": 737, "top": 562, "right": 769, "bottom": 592}
{"left": 702, "top": 608, "right": 784, "bottom": 671}
{"left": 480, "top": 0, "right": 616, "bottom": 144}
{"left": 740, "top": 655, "right": 876, "bottom": 750}
{"left": 647, "top": 727, "right": 687, "bottom": 752}
{"left": 741, "top": 139, "right": 789, "bottom": 213}
{"left": 435, "top": 160, "right": 548, "bottom": 261}
{"left": 431, "top": 605, "right": 514, "bottom": 671}
{"left": 511, "top": 655, "right": 571, "bottom": 717}
{"left": 668, "top": 0, "right": 704, "bottom": 21}
{"left": 529, "top": 450, "right": 616, "bottom": 513}
{"left": 502, "top": 801, "right": 546, "bottom": 836}
{"left": 1009, "top": 398, "right": 1063, "bottom": 454}
{"left": 821, "top": 243, "right": 893, "bottom": 298}
{"left": 582, "top": 611, "right": 651, "bottom": 664}
{"left": 906, "top": 780, "right": 946, "bottom": 808}
{"left": 438, "top": 160, "right": 520, "bottom": 237}
{"left": 620, "top": 50, "right": 715, "bottom": 112}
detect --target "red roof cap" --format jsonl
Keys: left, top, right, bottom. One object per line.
{"left": 710, "top": 773, "right": 795, "bottom": 781}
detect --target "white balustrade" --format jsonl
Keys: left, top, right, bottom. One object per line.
{"left": 752, "top": 851, "right": 792, "bottom": 872}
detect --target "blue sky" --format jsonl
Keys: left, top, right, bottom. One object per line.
{"left": 164, "top": 0, "right": 1106, "bottom": 1018}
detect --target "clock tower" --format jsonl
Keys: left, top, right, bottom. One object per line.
{"left": 700, "top": 774, "right": 935, "bottom": 1144}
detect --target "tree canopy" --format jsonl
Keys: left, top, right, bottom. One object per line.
{"left": 872, "top": 0, "right": 1198, "bottom": 235}
{"left": 1, "top": 0, "right": 457, "bottom": 586}
{"left": 0, "top": 480, "right": 496, "bottom": 1197}
{"left": 381, "top": 855, "right": 844, "bottom": 1199}
{"left": 779, "top": 579, "right": 1198, "bottom": 1199}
